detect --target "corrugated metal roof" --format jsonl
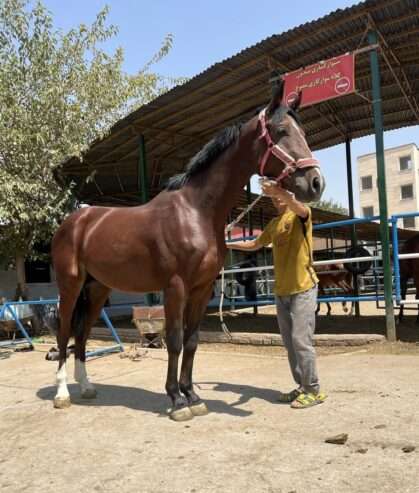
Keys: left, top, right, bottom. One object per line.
{"left": 61, "top": 0, "right": 419, "bottom": 206}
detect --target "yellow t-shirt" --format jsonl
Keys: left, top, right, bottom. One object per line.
{"left": 256, "top": 208, "right": 318, "bottom": 296}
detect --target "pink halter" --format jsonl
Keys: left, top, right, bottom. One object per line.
{"left": 258, "top": 108, "right": 320, "bottom": 183}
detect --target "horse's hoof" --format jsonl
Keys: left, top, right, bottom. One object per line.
{"left": 81, "top": 388, "right": 97, "bottom": 399}
{"left": 190, "top": 401, "right": 209, "bottom": 416}
{"left": 54, "top": 396, "right": 71, "bottom": 409}
{"left": 170, "top": 406, "right": 194, "bottom": 422}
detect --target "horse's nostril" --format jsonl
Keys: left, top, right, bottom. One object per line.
{"left": 312, "top": 176, "right": 321, "bottom": 192}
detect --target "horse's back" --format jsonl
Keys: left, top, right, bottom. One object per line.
{"left": 52, "top": 193, "right": 221, "bottom": 293}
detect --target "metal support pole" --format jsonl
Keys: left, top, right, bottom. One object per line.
{"left": 246, "top": 181, "right": 254, "bottom": 236}
{"left": 391, "top": 216, "right": 401, "bottom": 303}
{"left": 246, "top": 182, "right": 257, "bottom": 314}
{"left": 227, "top": 215, "right": 235, "bottom": 311}
{"left": 138, "top": 135, "right": 154, "bottom": 307}
{"left": 345, "top": 138, "right": 360, "bottom": 316}
{"left": 368, "top": 30, "right": 396, "bottom": 341}
{"left": 138, "top": 135, "right": 149, "bottom": 204}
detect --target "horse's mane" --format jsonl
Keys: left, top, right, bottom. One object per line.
{"left": 165, "top": 104, "right": 300, "bottom": 191}
{"left": 166, "top": 123, "right": 242, "bottom": 191}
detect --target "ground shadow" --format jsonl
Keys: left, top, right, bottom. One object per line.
{"left": 36, "top": 382, "right": 253, "bottom": 418}
{"left": 0, "top": 349, "right": 13, "bottom": 360}
{"left": 202, "top": 311, "right": 419, "bottom": 343}
{"left": 196, "top": 381, "right": 279, "bottom": 407}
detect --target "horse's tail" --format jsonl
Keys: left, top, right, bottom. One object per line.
{"left": 71, "top": 282, "right": 89, "bottom": 339}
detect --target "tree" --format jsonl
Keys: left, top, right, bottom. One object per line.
{"left": 311, "top": 199, "right": 348, "bottom": 216}
{"left": 0, "top": 0, "right": 181, "bottom": 296}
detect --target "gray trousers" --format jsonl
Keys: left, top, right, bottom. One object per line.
{"left": 275, "top": 285, "right": 320, "bottom": 394}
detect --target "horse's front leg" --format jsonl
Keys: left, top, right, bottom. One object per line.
{"left": 164, "top": 276, "right": 192, "bottom": 422}
{"left": 179, "top": 283, "right": 213, "bottom": 417}
{"left": 326, "top": 302, "right": 332, "bottom": 316}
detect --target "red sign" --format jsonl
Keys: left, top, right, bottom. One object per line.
{"left": 283, "top": 53, "right": 355, "bottom": 107}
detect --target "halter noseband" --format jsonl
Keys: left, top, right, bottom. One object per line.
{"left": 258, "top": 108, "right": 320, "bottom": 184}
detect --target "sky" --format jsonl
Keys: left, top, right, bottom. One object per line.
{"left": 42, "top": 0, "right": 418, "bottom": 214}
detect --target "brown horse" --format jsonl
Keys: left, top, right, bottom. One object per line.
{"left": 51, "top": 83, "right": 324, "bottom": 421}
{"left": 398, "top": 233, "right": 419, "bottom": 323}
{"left": 315, "top": 264, "right": 353, "bottom": 316}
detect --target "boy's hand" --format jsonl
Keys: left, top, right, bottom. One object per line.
{"left": 261, "top": 181, "right": 295, "bottom": 203}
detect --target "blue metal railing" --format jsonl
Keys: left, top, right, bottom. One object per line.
{"left": 391, "top": 212, "right": 419, "bottom": 304}
{"left": 224, "top": 214, "right": 385, "bottom": 305}
{"left": 0, "top": 298, "right": 124, "bottom": 357}
{"left": 313, "top": 215, "right": 381, "bottom": 230}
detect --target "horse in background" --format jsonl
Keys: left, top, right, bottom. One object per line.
{"left": 398, "top": 233, "right": 419, "bottom": 323}
{"left": 315, "top": 263, "right": 353, "bottom": 316}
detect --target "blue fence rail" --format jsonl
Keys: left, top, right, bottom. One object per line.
{"left": 0, "top": 299, "right": 124, "bottom": 357}
{"left": 1, "top": 212, "right": 417, "bottom": 348}
{"left": 225, "top": 213, "right": 419, "bottom": 307}
{"left": 391, "top": 212, "right": 419, "bottom": 305}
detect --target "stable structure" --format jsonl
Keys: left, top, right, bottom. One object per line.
{"left": 59, "top": 0, "right": 419, "bottom": 339}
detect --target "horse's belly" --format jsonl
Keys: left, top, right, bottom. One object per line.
{"left": 82, "top": 239, "right": 171, "bottom": 293}
{"left": 86, "top": 260, "right": 165, "bottom": 294}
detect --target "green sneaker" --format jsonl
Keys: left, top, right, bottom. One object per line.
{"left": 291, "top": 392, "right": 327, "bottom": 409}
{"left": 277, "top": 388, "right": 302, "bottom": 403}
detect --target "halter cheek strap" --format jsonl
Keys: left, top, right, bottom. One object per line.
{"left": 258, "top": 108, "right": 320, "bottom": 183}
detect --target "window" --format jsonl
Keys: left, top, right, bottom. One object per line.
{"left": 400, "top": 184, "right": 414, "bottom": 200}
{"left": 403, "top": 217, "right": 416, "bottom": 229}
{"left": 362, "top": 206, "right": 374, "bottom": 217}
{"left": 25, "top": 260, "right": 51, "bottom": 283}
{"left": 361, "top": 175, "right": 373, "bottom": 191}
{"left": 399, "top": 155, "right": 412, "bottom": 172}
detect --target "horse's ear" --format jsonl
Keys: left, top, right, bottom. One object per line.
{"left": 289, "top": 91, "right": 302, "bottom": 112}
{"left": 267, "top": 71, "right": 284, "bottom": 114}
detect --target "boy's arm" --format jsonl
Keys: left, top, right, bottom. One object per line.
{"left": 226, "top": 239, "right": 261, "bottom": 251}
{"left": 226, "top": 220, "right": 274, "bottom": 251}
{"left": 262, "top": 182, "right": 308, "bottom": 219}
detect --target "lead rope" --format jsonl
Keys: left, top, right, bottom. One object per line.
{"left": 219, "top": 191, "right": 266, "bottom": 339}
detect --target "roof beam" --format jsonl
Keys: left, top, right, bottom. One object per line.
{"left": 68, "top": 24, "right": 419, "bottom": 170}
{"left": 126, "top": 7, "right": 417, "bottom": 128}
{"left": 369, "top": 19, "right": 419, "bottom": 122}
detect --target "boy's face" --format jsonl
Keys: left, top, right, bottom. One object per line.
{"left": 271, "top": 196, "right": 287, "bottom": 214}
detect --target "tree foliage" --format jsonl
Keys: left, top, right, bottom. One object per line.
{"left": 0, "top": 0, "right": 180, "bottom": 281}
{"left": 311, "top": 199, "right": 348, "bottom": 216}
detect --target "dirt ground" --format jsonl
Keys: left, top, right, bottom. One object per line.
{"left": 1, "top": 343, "right": 419, "bottom": 493}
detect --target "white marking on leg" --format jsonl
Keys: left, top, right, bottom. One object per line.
{"left": 74, "top": 359, "right": 95, "bottom": 394}
{"left": 55, "top": 362, "right": 70, "bottom": 400}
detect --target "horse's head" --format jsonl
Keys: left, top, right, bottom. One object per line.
{"left": 258, "top": 82, "right": 325, "bottom": 203}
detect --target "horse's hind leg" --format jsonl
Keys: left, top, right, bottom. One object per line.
{"left": 74, "top": 280, "right": 111, "bottom": 399}
{"left": 414, "top": 280, "right": 419, "bottom": 325}
{"left": 164, "top": 276, "right": 192, "bottom": 421}
{"left": 54, "top": 277, "right": 84, "bottom": 409}
{"left": 399, "top": 276, "right": 408, "bottom": 323}
{"left": 179, "top": 282, "right": 213, "bottom": 417}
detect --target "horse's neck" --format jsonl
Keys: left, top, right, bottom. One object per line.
{"left": 185, "top": 118, "right": 260, "bottom": 231}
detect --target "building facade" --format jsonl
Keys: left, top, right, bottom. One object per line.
{"left": 357, "top": 143, "right": 419, "bottom": 230}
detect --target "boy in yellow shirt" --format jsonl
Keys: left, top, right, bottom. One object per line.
{"left": 227, "top": 182, "right": 326, "bottom": 408}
